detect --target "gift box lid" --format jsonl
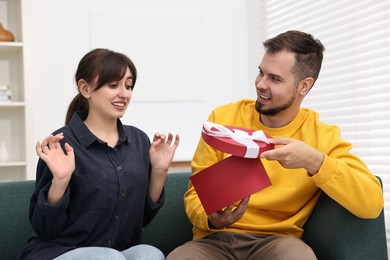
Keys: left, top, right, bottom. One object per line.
{"left": 202, "top": 122, "right": 274, "bottom": 158}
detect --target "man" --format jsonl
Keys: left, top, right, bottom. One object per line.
{"left": 167, "top": 30, "right": 383, "bottom": 259}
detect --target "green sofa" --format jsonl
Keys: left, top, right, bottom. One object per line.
{"left": 0, "top": 172, "right": 387, "bottom": 260}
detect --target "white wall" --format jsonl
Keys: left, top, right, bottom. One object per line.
{"left": 20, "top": 0, "right": 390, "bottom": 252}
{"left": 22, "top": 0, "right": 258, "bottom": 179}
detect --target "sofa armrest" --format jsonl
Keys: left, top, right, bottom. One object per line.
{"left": 302, "top": 176, "right": 388, "bottom": 260}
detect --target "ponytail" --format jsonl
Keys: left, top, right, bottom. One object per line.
{"left": 65, "top": 94, "right": 88, "bottom": 124}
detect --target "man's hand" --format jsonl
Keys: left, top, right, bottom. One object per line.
{"left": 260, "top": 138, "right": 324, "bottom": 175}
{"left": 208, "top": 197, "right": 250, "bottom": 229}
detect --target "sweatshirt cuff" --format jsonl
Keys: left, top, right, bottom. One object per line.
{"left": 311, "top": 154, "right": 338, "bottom": 185}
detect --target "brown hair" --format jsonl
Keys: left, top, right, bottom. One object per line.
{"left": 263, "top": 30, "right": 325, "bottom": 85}
{"left": 65, "top": 48, "right": 137, "bottom": 124}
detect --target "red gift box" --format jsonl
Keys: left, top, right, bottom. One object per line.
{"left": 202, "top": 123, "right": 274, "bottom": 158}
{"left": 190, "top": 122, "right": 274, "bottom": 215}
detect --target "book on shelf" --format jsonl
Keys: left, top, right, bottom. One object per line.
{"left": 0, "top": 85, "right": 12, "bottom": 102}
{"left": 0, "top": 85, "right": 9, "bottom": 91}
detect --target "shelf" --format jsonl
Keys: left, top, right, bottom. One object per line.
{"left": 0, "top": 102, "right": 25, "bottom": 107}
{"left": 0, "top": 161, "right": 26, "bottom": 167}
{"left": 169, "top": 161, "right": 191, "bottom": 173}
{"left": 0, "top": 0, "right": 26, "bottom": 181}
{"left": 0, "top": 42, "right": 23, "bottom": 53}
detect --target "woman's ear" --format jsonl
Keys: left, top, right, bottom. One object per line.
{"left": 78, "top": 79, "right": 92, "bottom": 98}
{"left": 299, "top": 77, "right": 315, "bottom": 95}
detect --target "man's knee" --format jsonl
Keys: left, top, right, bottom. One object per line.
{"left": 167, "top": 243, "right": 206, "bottom": 260}
{"left": 167, "top": 240, "right": 222, "bottom": 260}
{"left": 250, "top": 235, "right": 316, "bottom": 260}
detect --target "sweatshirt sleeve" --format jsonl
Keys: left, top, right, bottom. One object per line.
{"left": 184, "top": 111, "right": 226, "bottom": 231}
{"left": 311, "top": 126, "right": 384, "bottom": 218}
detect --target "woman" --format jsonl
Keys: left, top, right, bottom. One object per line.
{"left": 18, "top": 49, "right": 179, "bottom": 259}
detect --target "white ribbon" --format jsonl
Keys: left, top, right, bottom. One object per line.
{"left": 202, "top": 122, "right": 269, "bottom": 158}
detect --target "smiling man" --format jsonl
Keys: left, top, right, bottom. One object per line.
{"left": 167, "top": 30, "right": 384, "bottom": 260}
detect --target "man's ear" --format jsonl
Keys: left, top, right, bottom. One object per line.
{"left": 299, "top": 77, "right": 315, "bottom": 95}
{"left": 78, "top": 79, "right": 92, "bottom": 98}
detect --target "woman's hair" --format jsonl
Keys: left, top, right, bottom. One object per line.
{"left": 65, "top": 48, "right": 137, "bottom": 124}
{"left": 262, "top": 30, "right": 325, "bottom": 85}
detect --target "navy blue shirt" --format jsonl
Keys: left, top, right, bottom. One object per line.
{"left": 18, "top": 112, "right": 164, "bottom": 260}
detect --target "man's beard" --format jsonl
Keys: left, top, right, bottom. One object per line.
{"left": 255, "top": 93, "right": 296, "bottom": 116}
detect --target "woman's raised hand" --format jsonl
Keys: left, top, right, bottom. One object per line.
{"left": 36, "top": 133, "right": 75, "bottom": 182}
{"left": 149, "top": 133, "right": 180, "bottom": 173}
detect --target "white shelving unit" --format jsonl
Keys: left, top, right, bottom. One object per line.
{"left": 0, "top": 0, "right": 27, "bottom": 181}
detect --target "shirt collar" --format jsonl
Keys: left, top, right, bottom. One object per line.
{"left": 69, "top": 111, "right": 130, "bottom": 148}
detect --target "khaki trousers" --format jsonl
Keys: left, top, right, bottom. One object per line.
{"left": 166, "top": 232, "right": 317, "bottom": 260}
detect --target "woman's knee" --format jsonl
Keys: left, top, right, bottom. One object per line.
{"left": 54, "top": 247, "right": 126, "bottom": 260}
{"left": 121, "top": 244, "right": 165, "bottom": 260}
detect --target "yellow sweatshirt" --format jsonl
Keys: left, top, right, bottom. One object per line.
{"left": 185, "top": 99, "right": 384, "bottom": 240}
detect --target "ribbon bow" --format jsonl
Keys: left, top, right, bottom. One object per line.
{"left": 202, "top": 122, "right": 269, "bottom": 158}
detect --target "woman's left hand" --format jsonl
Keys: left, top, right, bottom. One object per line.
{"left": 149, "top": 133, "right": 180, "bottom": 173}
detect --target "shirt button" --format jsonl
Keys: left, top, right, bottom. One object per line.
{"left": 115, "top": 215, "right": 120, "bottom": 221}
{"left": 117, "top": 166, "right": 122, "bottom": 171}
{"left": 107, "top": 240, "right": 112, "bottom": 246}
{"left": 120, "top": 191, "right": 125, "bottom": 197}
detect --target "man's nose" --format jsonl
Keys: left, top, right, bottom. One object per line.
{"left": 255, "top": 76, "right": 267, "bottom": 90}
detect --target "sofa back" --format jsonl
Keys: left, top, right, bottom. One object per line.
{"left": 142, "top": 173, "right": 388, "bottom": 259}
{"left": 0, "top": 173, "right": 193, "bottom": 259}
{"left": 0, "top": 172, "right": 388, "bottom": 259}
{"left": 302, "top": 180, "right": 388, "bottom": 259}
{"left": 140, "top": 172, "right": 193, "bottom": 254}
{"left": 0, "top": 180, "right": 34, "bottom": 260}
